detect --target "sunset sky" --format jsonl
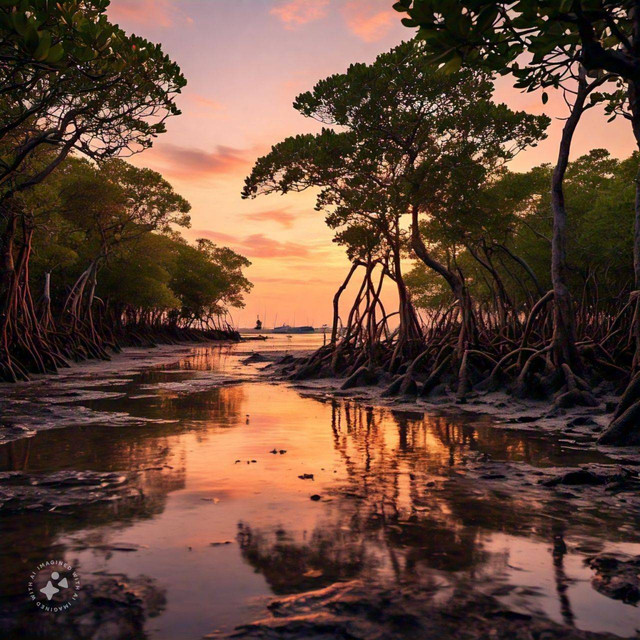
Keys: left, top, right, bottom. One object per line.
{"left": 108, "top": 0, "right": 636, "bottom": 329}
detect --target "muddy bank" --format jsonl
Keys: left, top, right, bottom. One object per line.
{"left": 0, "top": 343, "right": 254, "bottom": 446}
{"left": 0, "top": 572, "right": 165, "bottom": 640}
{"left": 216, "top": 580, "right": 621, "bottom": 640}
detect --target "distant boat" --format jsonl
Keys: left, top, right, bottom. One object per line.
{"left": 273, "top": 324, "right": 314, "bottom": 334}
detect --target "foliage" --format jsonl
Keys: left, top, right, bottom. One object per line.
{"left": 170, "top": 239, "right": 252, "bottom": 320}
{"left": 244, "top": 41, "right": 549, "bottom": 265}
{"left": 406, "top": 149, "right": 636, "bottom": 311}
{"left": 392, "top": 1, "right": 635, "bottom": 91}
{"left": 0, "top": 0, "right": 186, "bottom": 198}
{"left": 28, "top": 156, "right": 251, "bottom": 323}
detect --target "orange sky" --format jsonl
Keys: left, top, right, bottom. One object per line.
{"left": 108, "top": 0, "right": 636, "bottom": 329}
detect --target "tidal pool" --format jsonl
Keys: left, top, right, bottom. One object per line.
{"left": 0, "top": 336, "right": 639, "bottom": 638}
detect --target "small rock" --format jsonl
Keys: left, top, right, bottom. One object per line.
{"left": 587, "top": 553, "right": 640, "bottom": 603}
{"left": 542, "top": 469, "right": 607, "bottom": 487}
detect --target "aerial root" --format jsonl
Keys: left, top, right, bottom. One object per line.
{"left": 598, "top": 372, "right": 640, "bottom": 445}
{"left": 552, "top": 363, "right": 598, "bottom": 408}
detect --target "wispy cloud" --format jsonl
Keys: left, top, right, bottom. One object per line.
{"left": 190, "top": 94, "right": 225, "bottom": 112}
{"left": 184, "top": 93, "right": 229, "bottom": 120}
{"left": 244, "top": 208, "right": 299, "bottom": 229}
{"left": 197, "top": 230, "right": 313, "bottom": 259}
{"left": 145, "top": 143, "right": 252, "bottom": 179}
{"left": 108, "top": 0, "right": 192, "bottom": 28}
{"left": 341, "top": 0, "right": 396, "bottom": 42}
{"left": 270, "top": 0, "right": 330, "bottom": 29}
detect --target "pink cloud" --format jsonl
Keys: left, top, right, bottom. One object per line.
{"left": 244, "top": 208, "right": 298, "bottom": 229}
{"left": 341, "top": 0, "right": 396, "bottom": 42}
{"left": 184, "top": 93, "right": 228, "bottom": 120}
{"left": 243, "top": 234, "right": 310, "bottom": 257}
{"left": 190, "top": 94, "right": 225, "bottom": 112}
{"left": 145, "top": 143, "right": 252, "bottom": 179}
{"left": 196, "top": 230, "right": 312, "bottom": 259}
{"left": 108, "top": 0, "right": 191, "bottom": 27}
{"left": 270, "top": 0, "right": 329, "bottom": 29}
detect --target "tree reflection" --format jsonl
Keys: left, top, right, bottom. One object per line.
{"left": 236, "top": 398, "right": 640, "bottom": 624}
{"left": 237, "top": 522, "right": 369, "bottom": 594}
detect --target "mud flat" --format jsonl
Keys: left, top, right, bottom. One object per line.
{"left": 1, "top": 337, "right": 640, "bottom": 639}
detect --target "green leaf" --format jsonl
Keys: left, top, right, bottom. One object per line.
{"left": 33, "top": 29, "right": 51, "bottom": 61}
{"left": 441, "top": 53, "right": 462, "bottom": 73}
{"left": 25, "top": 25, "right": 40, "bottom": 53}
{"left": 11, "top": 10, "right": 29, "bottom": 36}
{"left": 475, "top": 6, "right": 498, "bottom": 33}
{"left": 45, "top": 42, "right": 65, "bottom": 63}
{"left": 74, "top": 45, "right": 97, "bottom": 61}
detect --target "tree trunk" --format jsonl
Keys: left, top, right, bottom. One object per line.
{"left": 331, "top": 263, "right": 358, "bottom": 344}
{"left": 411, "top": 205, "right": 476, "bottom": 355}
{"left": 550, "top": 73, "right": 589, "bottom": 375}
{"left": 600, "top": 76, "right": 640, "bottom": 444}
{"left": 629, "top": 80, "right": 640, "bottom": 369}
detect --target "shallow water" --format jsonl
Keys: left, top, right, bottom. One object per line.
{"left": 1, "top": 336, "right": 639, "bottom": 638}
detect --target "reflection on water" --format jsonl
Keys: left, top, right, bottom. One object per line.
{"left": 1, "top": 336, "right": 639, "bottom": 638}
